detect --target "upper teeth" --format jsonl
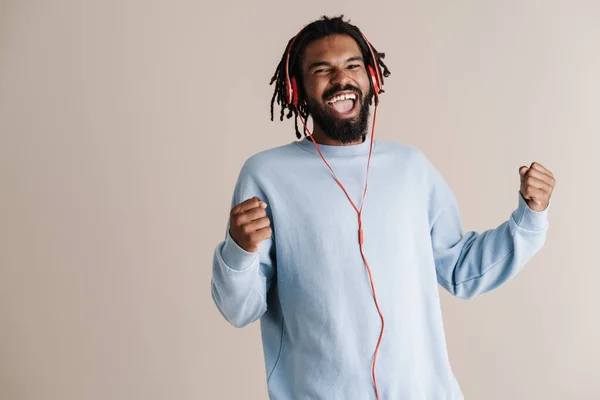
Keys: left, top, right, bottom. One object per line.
{"left": 327, "top": 93, "right": 356, "bottom": 103}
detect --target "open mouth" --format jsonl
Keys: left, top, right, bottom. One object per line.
{"left": 326, "top": 92, "right": 359, "bottom": 117}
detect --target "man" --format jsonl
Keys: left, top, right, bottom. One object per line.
{"left": 211, "top": 15, "right": 555, "bottom": 400}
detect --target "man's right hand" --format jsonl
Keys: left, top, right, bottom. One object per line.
{"left": 229, "top": 196, "right": 272, "bottom": 253}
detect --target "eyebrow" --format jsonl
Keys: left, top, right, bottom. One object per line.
{"left": 307, "top": 56, "right": 364, "bottom": 71}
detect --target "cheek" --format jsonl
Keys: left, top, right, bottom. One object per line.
{"left": 359, "top": 75, "right": 372, "bottom": 95}
{"left": 304, "top": 80, "right": 327, "bottom": 102}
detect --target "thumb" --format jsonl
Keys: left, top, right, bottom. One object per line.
{"left": 519, "top": 166, "right": 529, "bottom": 178}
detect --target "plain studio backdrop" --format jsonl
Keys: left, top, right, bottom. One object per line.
{"left": 0, "top": 0, "right": 598, "bottom": 399}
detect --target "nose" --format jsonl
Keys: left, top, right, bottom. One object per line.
{"left": 330, "top": 67, "right": 352, "bottom": 87}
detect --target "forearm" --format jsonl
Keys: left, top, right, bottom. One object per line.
{"left": 211, "top": 231, "right": 269, "bottom": 327}
{"left": 434, "top": 191, "right": 549, "bottom": 299}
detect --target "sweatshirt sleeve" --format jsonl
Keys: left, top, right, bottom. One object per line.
{"left": 210, "top": 159, "right": 276, "bottom": 327}
{"left": 424, "top": 155, "right": 550, "bottom": 299}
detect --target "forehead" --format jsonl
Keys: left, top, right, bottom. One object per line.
{"left": 301, "top": 34, "right": 363, "bottom": 66}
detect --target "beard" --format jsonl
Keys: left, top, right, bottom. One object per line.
{"left": 305, "top": 85, "right": 373, "bottom": 144}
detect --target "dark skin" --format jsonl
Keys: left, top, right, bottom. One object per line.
{"left": 301, "top": 34, "right": 372, "bottom": 146}
{"left": 229, "top": 197, "right": 270, "bottom": 253}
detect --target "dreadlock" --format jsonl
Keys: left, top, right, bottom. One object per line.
{"left": 269, "top": 15, "right": 391, "bottom": 139}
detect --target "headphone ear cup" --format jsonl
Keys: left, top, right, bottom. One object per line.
{"left": 368, "top": 65, "right": 381, "bottom": 94}
{"left": 291, "top": 76, "right": 299, "bottom": 107}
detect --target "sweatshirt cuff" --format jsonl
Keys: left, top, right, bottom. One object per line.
{"left": 512, "top": 190, "right": 550, "bottom": 231}
{"left": 220, "top": 228, "right": 259, "bottom": 271}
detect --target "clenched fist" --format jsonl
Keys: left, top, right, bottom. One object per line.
{"left": 519, "top": 162, "right": 555, "bottom": 212}
{"left": 229, "top": 196, "right": 272, "bottom": 253}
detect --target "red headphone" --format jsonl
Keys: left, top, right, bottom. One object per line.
{"left": 284, "top": 30, "right": 384, "bottom": 107}
{"left": 281, "top": 26, "right": 386, "bottom": 400}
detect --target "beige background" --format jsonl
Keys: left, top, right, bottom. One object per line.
{"left": 1, "top": 0, "right": 598, "bottom": 399}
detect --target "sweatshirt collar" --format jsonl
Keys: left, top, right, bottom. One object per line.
{"left": 294, "top": 134, "right": 375, "bottom": 157}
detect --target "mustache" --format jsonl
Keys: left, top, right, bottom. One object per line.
{"left": 322, "top": 85, "right": 363, "bottom": 102}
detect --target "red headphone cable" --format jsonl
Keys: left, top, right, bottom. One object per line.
{"left": 296, "top": 105, "right": 385, "bottom": 400}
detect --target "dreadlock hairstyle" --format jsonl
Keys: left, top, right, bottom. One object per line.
{"left": 269, "top": 15, "right": 391, "bottom": 139}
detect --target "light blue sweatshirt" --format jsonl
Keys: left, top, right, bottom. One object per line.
{"left": 211, "top": 135, "right": 550, "bottom": 399}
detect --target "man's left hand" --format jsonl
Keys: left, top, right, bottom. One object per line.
{"left": 519, "top": 162, "right": 555, "bottom": 212}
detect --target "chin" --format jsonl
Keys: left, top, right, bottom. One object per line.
{"left": 306, "top": 96, "right": 371, "bottom": 143}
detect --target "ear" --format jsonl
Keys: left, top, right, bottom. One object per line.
{"left": 368, "top": 65, "right": 381, "bottom": 94}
